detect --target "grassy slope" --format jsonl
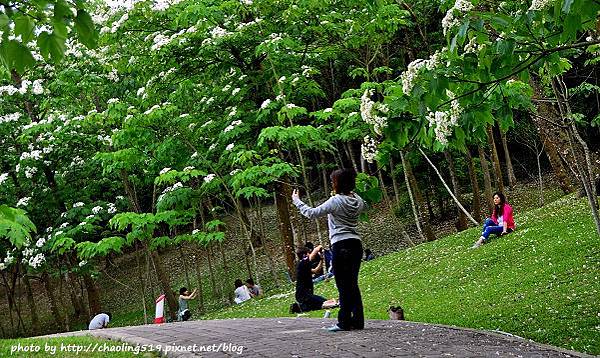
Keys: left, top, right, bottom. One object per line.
{"left": 201, "top": 195, "right": 600, "bottom": 355}
{"left": 0, "top": 336, "right": 158, "bottom": 357}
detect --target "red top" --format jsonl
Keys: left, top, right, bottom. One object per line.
{"left": 491, "top": 203, "right": 515, "bottom": 230}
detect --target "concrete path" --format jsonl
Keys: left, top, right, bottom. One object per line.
{"left": 42, "top": 318, "right": 591, "bottom": 357}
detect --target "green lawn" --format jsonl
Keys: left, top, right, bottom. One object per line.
{"left": 201, "top": 195, "right": 600, "bottom": 355}
{"left": 0, "top": 336, "right": 157, "bottom": 357}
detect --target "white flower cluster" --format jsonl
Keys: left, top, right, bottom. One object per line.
{"left": 204, "top": 174, "right": 216, "bottom": 183}
{"left": 20, "top": 150, "right": 43, "bottom": 161}
{"left": 425, "top": 90, "right": 463, "bottom": 146}
{"left": 230, "top": 169, "right": 241, "bottom": 176}
{"left": 463, "top": 37, "right": 480, "bottom": 54}
{"left": 108, "top": 203, "right": 117, "bottom": 214}
{"left": 225, "top": 143, "right": 235, "bottom": 151}
{"left": 261, "top": 33, "right": 283, "bottom": 46}
{"left": 3, "top": 251, "right": 14, "bottom": 266}
{"left": 24, "top": 166, "right": 38, "bottom": 179}
{"left": 73, "top": 202, "right": 84, "bottom": 208}
{"left": 17, "top": 197, "right": 31, "bottom": 207}
{"left": 210, "top": 26, "right": 231, "bottom": 40}
{"left": 106, "top": 69, "right": 119, "bottom": 82}
{"left": 0, "top": 112, "right": 21, "bottom": 124}
{"left": 401, "top": 59, "right": 426, "bottom": 95}
{"left": 260, "top": 99, "right": 271, "bottom": 109}
{"left": 157, "top": 182, "right": 184, "bottom": 202}
{"left": 35, "top": 237, "right": 46, "bottom": 248}
{"left": 160, "top": 167, "right": 172, "bottom": 175}
{"left": 0, "top": 173, "right": 9, "bottom": 185}
{"left": 528, "top": 0, "right": 551, "bottom": 11}
{"left": 152, "top": 0, "right": 184, "bottom": 11}
{"left": 361, "top": 135, "right": 379, "bottom": 163}
{"left": 442, "top": 0, "right": 474, "bottom": 35}
{"left": 0, "top": 85, "right": 19, "bottom": 96}
{"left": 92, "top": 206, "right": 103, "bottom": 214}
{"left": 28, "top": 253, "right": 45, "bottom": 269}
{"left": 79, "top": 260, "right": 87, "bottom": 267}
{"left": 360, "top": 90, "right": 388, "bottom": 135}
{"left": 224, "top": 119, "right": 242, "bottom": 132}
{"left": 107, "top": 98, "right": 119, "bottom": 104}
{"left": 192, "top": 229, "right": 201, "bottom": 235}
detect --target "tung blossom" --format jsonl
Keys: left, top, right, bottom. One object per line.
{"left": 360, "top": 90, "right": 388, "bottom": 135}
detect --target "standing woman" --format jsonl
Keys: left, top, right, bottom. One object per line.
{"left": 472, "top": 191, "right": 515, "bottom": 248}
{"left": 291, "top": 168, "right": 367, "bottom": 331}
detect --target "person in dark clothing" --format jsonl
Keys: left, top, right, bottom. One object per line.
{"left": 295, "top": 246, "right": 327, "bottom": 311}
{"left": 364, "top": 249, "right": 375, "bottom": 261}
{"left": 292, "top": 168, "right": 367, "bottom": 332}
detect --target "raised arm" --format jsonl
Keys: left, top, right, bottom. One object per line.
{"left": 292, "top": 190, "right": 336, "bottom": 219}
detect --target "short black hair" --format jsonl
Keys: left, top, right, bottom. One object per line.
{"left": 331, "top": 168, "right": 357, "bottom": 195}
{"left": 246, "top": 278, "right": 254, "bottom": 285}
{"left": 105, "top": 312, "right": 112, "bottom": 320}
{"left": 296, "top": 246, "right": 310, "bottom": 260}
{"left": 234, "top": 279, "right": 244, "bottom": 288}
{"left": 179, "top": 287, "right": 187, "bottom": 295}
{"left": 304, "top": 242, "right": 314, "bottom": 251}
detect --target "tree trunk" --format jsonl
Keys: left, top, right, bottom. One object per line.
{"left": 135, "top": 244, "right": 149, "bottom": 324}
{"left": 178, "top": 245, "right": 191, "bottom": 288}
{"left": 389, "top": 157, "right": 401, "bottom": 207}
{"left": 149, "top": 250, "right": 178, "bottom": 321}
{"left": 486, "top": 126, "right": 505, "bottom": 193}
{"left": 377, "top": 164, "right": 392, "bottom": 211}
{"left": 23, "top": 275, "right": 40, "bottom": 335}
{"left": 42, "top": 273, "right": 65, "bottom": 331}
{"left": 401, "top": 151, "right": 435, "bottom": 242}
{"left": 275, "top": 181, "right": 297, "bottom": 281}
{"left": 465, "top": 148, "right": 482, "bottom": 222}
{"left": 82, "top": 274, "right": 101, "bottom": 316}
{"left": 344, "top": 142, "right": 359, "bottom": 172}
{"left": 444, "top": 151, "right": 468, "bottom": 231}
{"left": 478, "top": 144, "right": 494, "bottom": 215}
{"left": 206, "top": 244, "right": 219, "bottom": 298}
{"left": 500, "top": 130, "right": 517, "bottom": 189}
{"left": 193, "top": 253, "right": 205, "bottom": 313}
{"left": 320, "top": 152, "right": 330, "bottom": 195}
{"left": 219, "top": 241, "right": 234, "bottom": 305}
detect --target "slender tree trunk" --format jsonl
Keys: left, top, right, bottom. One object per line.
{"left": 219, "top": 241, "right": 234, "bottom": 305}
{"left": 465, "top": 148, "right": 482, "bottom": 222}
{"left": 42, "top": 273, "right": 65, "bottom": 331}
{"left": 389, "top": 157, "right": 401, "bottom": 207}
{"left": 64, "top": 272, "right": 84, "bottom": 321}
{"left": 444, "top": 151, "right": 468, "bottom": 231}
{"left": 274, "top": 181, "right": 297, "bottom": 280}
{"left": 23, "top": 275, "right": 40, "bottom": 335}
{"left": 58, "top": 275, "right": 70, "bottom": 332}
{"left": 419, "top": 148, "right": 479, "bottom": 225}
{"left": 344, "top": 142, "right": 359, "bottom": 172}
{"left": 206, "top": 244, "right": 219, "bottom": 298}
{"left": 401, "top": 151, "right": 436, "bottom": 242}
{"left": 257, "top": 201, "right": 280, "bottom": 287}
{"left": 537, "top": 144, "right": 545, "bottom": 207}
{"left": 377, "top": 164, "right": 392, "bottom": 211}
{"left": 500, "top": 130, "right": 517, "bottom": 189}
{"left": 149, "top": 250, "right": 178, "bottom": 321}
{"left": 320, "top": 152, "right": 330, "bottom": 195}
{"left": 478, "top": 144, "right": 494, "bottom": 215}
{"left": 487, "top": 126, "right": 505, "bottom": 193}
{"left": 178, "top": 246, "right": 191, "bottom": 288}
{"left": 82, "top": 274, "right": 101, "bottom": 316}
{"left": 135, "top": 244, "right": 149, "bottom": 324}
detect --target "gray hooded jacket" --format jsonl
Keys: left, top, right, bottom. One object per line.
{"left": 293, "top": 193, "right": 367, "bottom": 245}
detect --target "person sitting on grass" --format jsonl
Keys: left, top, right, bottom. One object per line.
{"left": 234, "top": 279, "right": 251, "bottom": 304}
{"left": 472, "top": 191, "right": 515, "bottom": 248}
{"left": 178, "top": 287, "right": 197, "bottom": 321}
{"left": 293, "top": 246, "right": 338, "bottom": 312}
{"left": 88, "top": 312, "right": 111, "bottom": 330}
{"left": 364, "top": 248, "right": 375, "bottom": 261}
{"left": 245, "top": 278, "right": 262, "bottom": 297}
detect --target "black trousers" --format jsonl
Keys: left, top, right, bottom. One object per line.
{"left": 332, "top": 238, "right": 364, "bottom": 329}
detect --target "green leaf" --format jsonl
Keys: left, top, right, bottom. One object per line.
{"left": 74, "top": 9, "right": 98, "bottom": 49}
{"left": 37, "top": 32, "right": 67, "bottom": 62}
{"left": 0, "top": 40, "right": 36, "bottom": 73}
{"left": 0, "top": 14, "right": 9, "bottom": 29}
{"left": 14, "top": 15, "right": 35, "bottom": 43}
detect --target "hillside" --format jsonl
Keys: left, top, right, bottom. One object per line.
{"left": 200, "top": 195, "right": 600, "bottom": 355}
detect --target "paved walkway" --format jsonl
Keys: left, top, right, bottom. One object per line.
{"left": 43, "top": 318, "right": 591, "bottom": 357}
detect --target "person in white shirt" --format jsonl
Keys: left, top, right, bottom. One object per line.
{"left": 234, "top": 279, "right": 251, "bottom": 304}
{"left": 88, "top": 312, "right": 111, "bottom": 330}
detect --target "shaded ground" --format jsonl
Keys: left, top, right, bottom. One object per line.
{"left": 41, "top": 318, "right": 591, "bottom": 357}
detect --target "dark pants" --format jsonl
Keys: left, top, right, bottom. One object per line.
{"left": 332, "top": 239, "right": 364, "bottom": 330}
{"left": 297, "top": 294, "right": 326, "bottom": 312}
